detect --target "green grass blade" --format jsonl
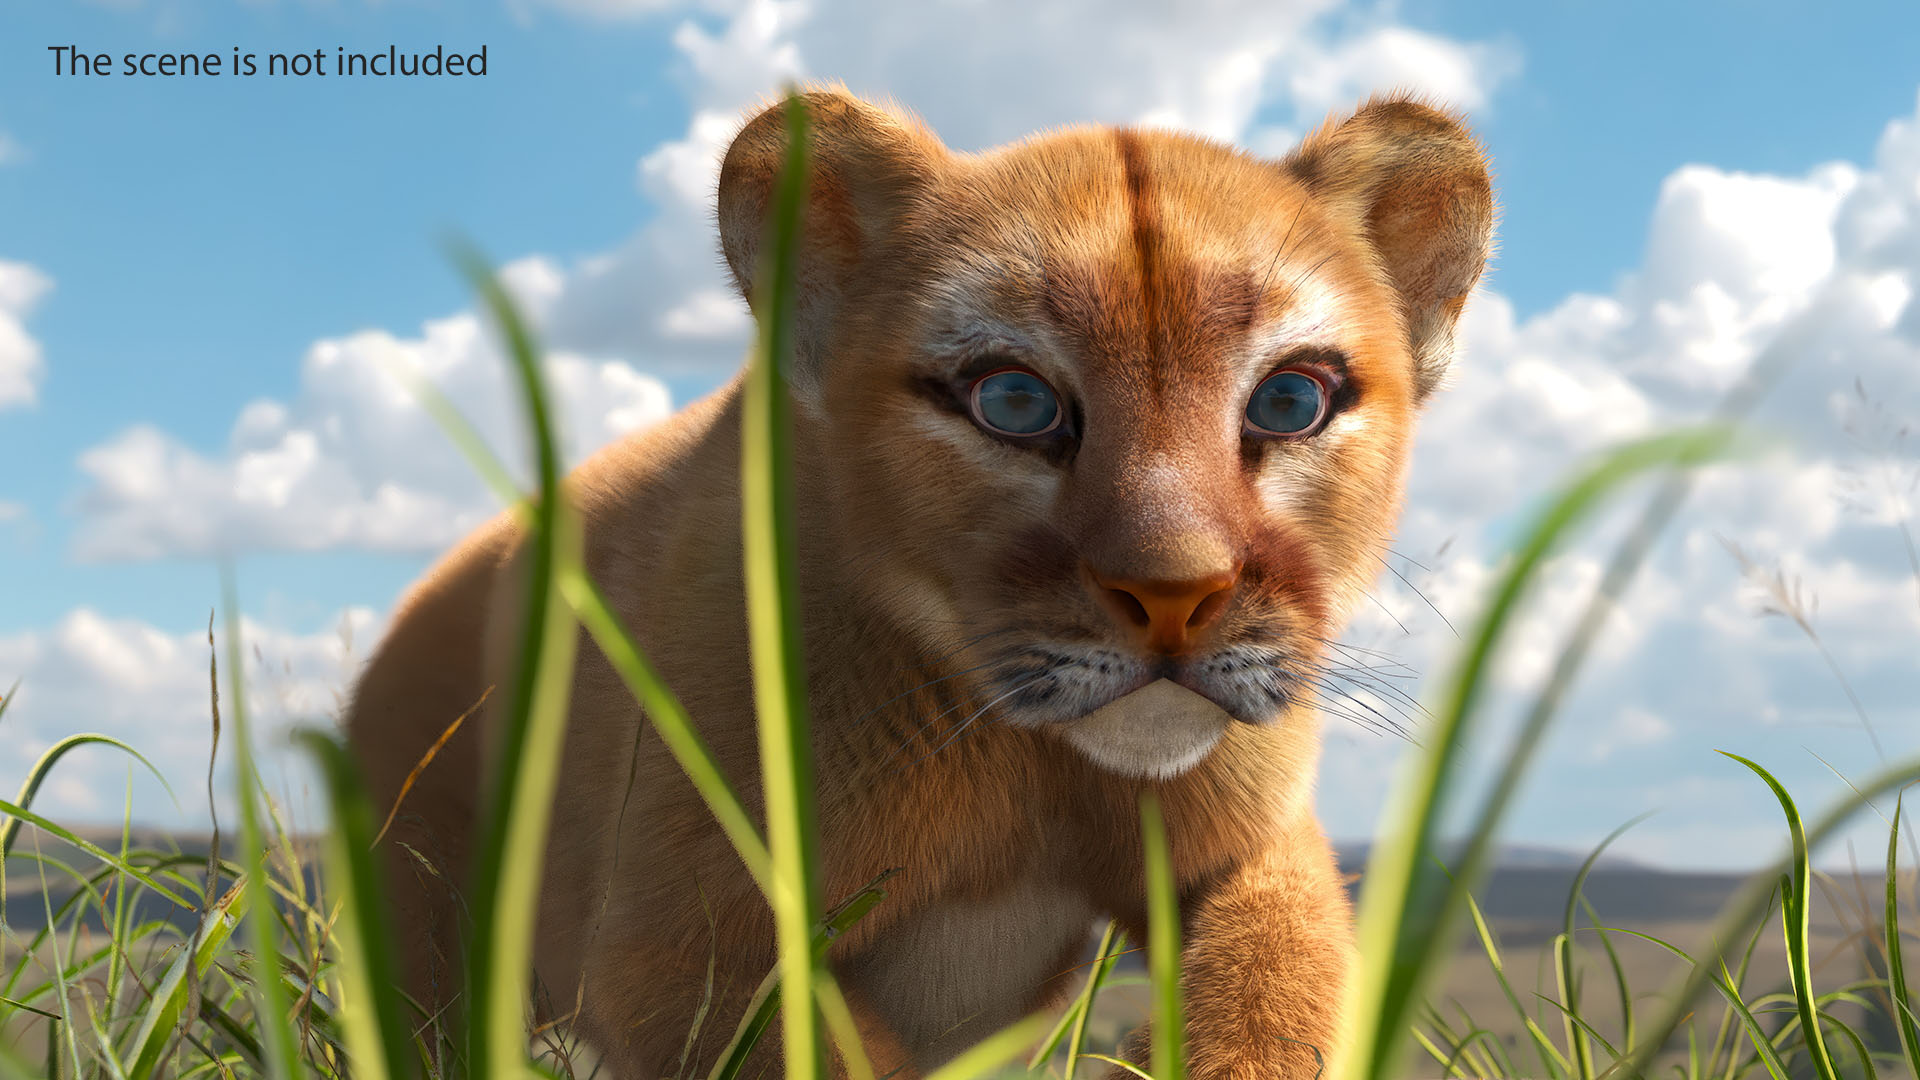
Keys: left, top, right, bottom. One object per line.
{"left": 1028, "top": 921, "right": 1123, "bottom": 1077}
{"left": 1817, "top": 1012, "right": 1880, "bottom": 1080}
{"left": 924, "top": 1013, "right": 1052, "bottom": 1080}
{"left": 1343, "top": 424, "right": 1739, "bottom": 1080}
{"left": 1886, "top": 794, "right": 1920, "bottom": 1080}
{"left": 395, "top": 260, "right": 774, "bottom": 898}
{"left": 1080, "top": 1053, "right": 1159, "bottom": 1080}
{"left": 0, "top": 800, "right": 191, "bottom": 909}
{"left": 561, "top": 571, "right": 773, "bottom": 891}
{"left": 1720, "top": 753, "right": 1841, "bottom": 1080}
{"left": 1464, "top": 890, "right": 1570, "bottom": 1078}
{"left": 1, "top": 735, "right": 176, "bottom": 860}
{"left": 1560, "top": 815, "right": 1653, "bottom": 1077}
{"left": 0, "top": 995, "right": 59, "bottom": 1021}
{"left": 294, "top": 728, "right": 414, "bottom": 1080}
{"left": 120, "top": 882, "right": 250, "bottom": 1080}
{"left": 1142, "top": 791, "right": 1185, "bottom": 1080}
{"left": 1601, "top": 928, "right": 1791, "bottom": 1080}
{"left": 222, "top": 567, "right": 303, "bottom": 1080}
{"left": 1067, "top": 928, "right": 1128, "bottom": 1080}
{"left": 740, "top": 89, "right": 825, "bottom": 1080}
{"left": 446, "top": 240, "right": 583, "bottom": 1080}
{"left": 705, "top": 870, "right": 896, "bottom": 1080}
{"left": 1592, "top": 753, "right": 1920, "bottom": 1080}
{"left": 1576, "top": 896, "right": 1637, "bottom": 1059}
{"left": 811, "top": 972, "right": 875, "bottom": 1080}
{"left": 105, "top": 776, "right": 134, "bottom": 1037}
{"left": 1531, "top": 994, "right": 1629, "bottom": 1067}
{"left": 32, "top": 838, "right": 82, "bottom": 1080}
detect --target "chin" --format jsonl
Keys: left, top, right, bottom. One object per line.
{"left": 1055, "top": 679, "right": 1239, "bottom": 780}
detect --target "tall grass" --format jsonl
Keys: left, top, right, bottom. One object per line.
{"left": 0, "top": 88, "right": 1915, "bottom": 1080}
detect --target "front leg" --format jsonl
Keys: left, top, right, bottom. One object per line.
{"left": 1117, "top": 814, "right": 1355, "bottom": 1079}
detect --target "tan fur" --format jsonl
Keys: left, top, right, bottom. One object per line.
{"left": 345, "top": 87, "right": 1494, "bottom": 1078}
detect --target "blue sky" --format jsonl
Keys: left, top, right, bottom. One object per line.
{"left": 2, "top": 0, "right": 1917, "bottom": 869}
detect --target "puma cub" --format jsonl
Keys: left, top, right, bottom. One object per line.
{"left": 345, "top": 88, "right": 1493, "bottom": 1078}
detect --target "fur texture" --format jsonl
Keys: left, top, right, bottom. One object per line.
{"left": 344, "top": 87, "right": 1495, "bottom": 1078}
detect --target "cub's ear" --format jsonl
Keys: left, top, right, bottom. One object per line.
{"left": 1284, "top": 96, "right": 1495, "bottom": 401}
{"left": 717, "top": 89, "right": 946, "bottom": 389}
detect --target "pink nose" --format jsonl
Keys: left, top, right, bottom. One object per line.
{"left": 1089, "top": 567, "right": 1238, "bottom": 655}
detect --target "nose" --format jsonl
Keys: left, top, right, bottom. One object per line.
{"left": 1090, "top": 566, "right": 1239, "bottom": 655}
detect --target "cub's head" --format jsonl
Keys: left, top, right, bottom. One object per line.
{"left": 718, "top": 89, "right": 1493, "bottom": 779}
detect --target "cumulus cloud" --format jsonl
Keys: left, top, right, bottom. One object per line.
{"left": 0, "top": 259, "right": 52, "bottom": 410}
{"left": 1319, "top": 92, "right": 1920, "bottom": 867}
{"left": 66, "top": 0, "right": 1523, "bottom": 562}
{"left": 0, "top": 607, "right": 382, "bottom": 829}
{"left": 544, "top": 0, "right": 1521, "bottom": 359}
{"left": 69, "top": 258, "right": 672, "bottom": 561}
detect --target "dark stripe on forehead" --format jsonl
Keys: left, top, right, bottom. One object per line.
{"left": 1113, "top": 129, "right": 1163, "bottom": 386}
{"left": 1033, "top": 133, "right": 1267, "bottom": 389}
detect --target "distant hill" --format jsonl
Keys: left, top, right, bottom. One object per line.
{"left": 1334, "top": 840, "right": 1650, "bottom": 873}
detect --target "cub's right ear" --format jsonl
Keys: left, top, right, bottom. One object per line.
{"left": 1284, "top": 96, "right": 1495, "bottom": 402}
{"left": 717, "top": 89, "right": 946, "bottom": 390}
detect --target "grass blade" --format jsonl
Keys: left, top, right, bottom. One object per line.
{"left": 1464, "top": 889, "right": 1570, "bottom": 1078}
{"left": 1594, "top": 756, "right": 1920, "bottom": 1080}
{"left": 924, "top": 1013, "right": 1053, "bottom": 1080}
{"left": 1027, "top": 921, "right": 1124, "bottom": 1078}
{"left": 740, "top": 89, "right": 825, "bottom": 1080}
{"left": 1066, "top": 928, "right": 1128, "bottom": 1080}
{"left": 1, "top": 735, "right": 175, "bottom": 860}
{"left": 1720, "top": 753, "right": 1841, "bottom": 1080}
{"left": 1559, "top": 814, "right": 1653, "bottom": 1077}
{"left": 0, "top": 800, "right": 190, "bottom": 909}
{"left": 1886, "top": 794, "right": 1920, "bottom": 1080}
{"left": 561, "top": 572, "right": 773, "bottom": 890}
{"left": 221, "top": 568, "right": 303, "bottom": 1080}
{"left": 122, "top": 881, "right": 250, "bottom": 1080}
{"left": 705, "top": 870, "right": 897, "bottom": 1080}
{"left": 393, "top": 260, "right": 774, "bottom": 895}
{"left": 295, "top": 728, "right": 413, "bottom": 1080}
{"left": 1342, "top": 425, "right": 1738, "bottom": 1080}
{"left": 446, "top": 241, "right": 583, "bottom": 1080}
{"left": 1142, "top": 791, "right": 1185, "bottom": 1080}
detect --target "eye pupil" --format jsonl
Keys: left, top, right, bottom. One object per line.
{"left": 1246, "top": 370, "right": 1327, "bottom": 436}
{"left": 972, "top": 370, "right": 1062, "bottom": 436}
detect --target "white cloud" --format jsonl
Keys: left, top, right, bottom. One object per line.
{"left": 1321, "top": 91, "right": 1920, "bottom": 869}
{"left": 0, "top": 607, "right": 382, "bottom": 830}
{"left": 542, "top": 0, "right": 1521, "bottom": 360}
{"left": 0, "top": 131, "right": 23, "bottom": 167}
{"left": 70, "top": 258, "right": 672, "bottom": 561}
{"left": 0, "top": 259, "right": 52, "bottom": 410}
{"left": 67, "top": 0, "right": 1524, "bottom": 561}
{"left": 513, "top": 0, "right": 692, "bottom": 21}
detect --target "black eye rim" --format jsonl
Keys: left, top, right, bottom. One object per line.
{"left": 968, "top": 365, "right": 1066, "bottom": 438}
{"left": 1243, "top": 365, "right": 1335, "bottom": 439}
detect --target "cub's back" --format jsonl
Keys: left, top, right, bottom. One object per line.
{"left": 341, "top": 374, "right": 742, "bottom": 1007}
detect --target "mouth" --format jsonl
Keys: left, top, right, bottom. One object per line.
{"left": 1056, "top": 678, "right": 1235, "bottom": 780}
{"left": 982, "top": 641, "right": 1304, "bottom": 730}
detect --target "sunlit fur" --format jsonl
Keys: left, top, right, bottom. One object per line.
{"left": 344, "top": 86, "right": 1493, "bottom": 1078}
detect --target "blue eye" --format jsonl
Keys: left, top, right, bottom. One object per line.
{"left": 1245, "top": 369, "right": 1329, "bottom": 437}
{"left": 970, "top": 368, "right": 1063, "bottom": 437}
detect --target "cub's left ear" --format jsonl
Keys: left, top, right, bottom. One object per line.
{"left": 717, "top": 89, "right": 947, "bottom": 394}
{"left": 1284, "top": 96, "right": 1495, "bottom": 401}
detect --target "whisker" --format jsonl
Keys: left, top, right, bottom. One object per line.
{"left": 892, "top": 676, "right": 1047, "bottom": 775}
{"left": 1373, "top": 552, "right": 1458, "bottom": 638}
{"left": 852, "top": 655, "right": 1008, "bottom": 725}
